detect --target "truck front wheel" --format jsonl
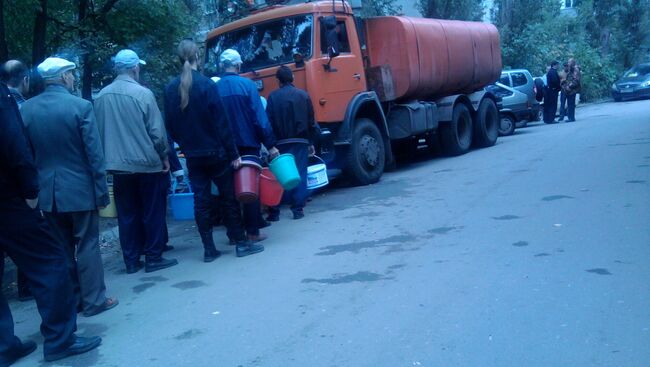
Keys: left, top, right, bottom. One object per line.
{"left": 439, "top": 103, "right": 473, "bottom": 156}
{"left": 473, "top": 98, "right": 499, "bottom": 147}
{"left": 345, "top": 118, "right": 385, "bottom": 185}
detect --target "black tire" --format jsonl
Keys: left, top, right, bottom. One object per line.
{"left": 345, "top": 118, "right": 385, "bottom": 185}
{"left": 498, "top": 114, "right": 516, "bottom": 136}
{"left": 613, "top": 95, "right": 622, "bottom": 102}
{"left": 439, "top": 103, "right": 473, "bottom": 156}
{"left": 473, "top": 98, "right": 499, "bottom": 147}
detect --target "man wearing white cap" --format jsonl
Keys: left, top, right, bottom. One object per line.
{"left": 94, "top": 49, "right": 178, "bottom": 274}
{"left": 0, "top": 74, "right": 102, "bottom": 364}
{"left": 217, "top": 49, "right": 279, "bottom": 242}
{"left": 21, "top": 57, "right": 119, "bottom": 317}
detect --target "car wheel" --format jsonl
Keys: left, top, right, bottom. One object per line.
{"left": 498, "top": 115, "right": 516, "bottom": 136}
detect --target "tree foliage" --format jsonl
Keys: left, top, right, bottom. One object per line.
{"left": 418, "top": 0, "right": 484, "bottom": 21}
{"left": 1, "top": 0, "right": 199, "bottom": 100}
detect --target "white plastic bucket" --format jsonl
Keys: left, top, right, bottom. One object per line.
{"left": 307, "top": 156, "right": 328, "bottom": 189}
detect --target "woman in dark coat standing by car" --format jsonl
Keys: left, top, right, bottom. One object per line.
{"left": 544, "top": 60, "right": 562, "bottom": 124}
{"left": 164, "top": 39, "right": 264, "bottom": 262}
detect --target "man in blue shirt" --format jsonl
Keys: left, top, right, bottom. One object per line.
{"left": 217, "top": 49, "right": 278, "bottom": 242}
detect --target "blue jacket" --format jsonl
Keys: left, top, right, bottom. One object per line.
{"left": 164, "top": 71, "right": 239, "bottom": 162}
{"left": 217, "top": 72, "right": 276, "bottom": 150}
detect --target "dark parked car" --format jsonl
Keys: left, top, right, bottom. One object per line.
{"left": 500, "top": 69, "right": 541, "bottom": 122}
{"left": 487, "top": 82, "right": 531, "bottom": 136}
{"left": 612, "top": 63, "right": 650, "bottom": 102}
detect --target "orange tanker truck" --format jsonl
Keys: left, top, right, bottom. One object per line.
{"left": 205, "top": 0, "right": 502, "bottom": 185}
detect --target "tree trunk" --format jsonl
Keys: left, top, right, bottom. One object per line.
{"left": 0, "top": 0, "right": 8, "bottom": 62}
{"left": 32, "top": 0, "right": 48, "bottom": 65}
{"left": 79, "top": 0, "right": 92, "bottom": 100}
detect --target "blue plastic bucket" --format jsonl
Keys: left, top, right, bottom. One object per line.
{"left": 169, "top": 180, "right": 194, "bottom": 220}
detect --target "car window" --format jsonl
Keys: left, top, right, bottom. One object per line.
{"left": 511, "top": 72, "right": 528, "bottom": 87}
{"left": 487, "top": 84, "right": 513, "bottom": 98}
{"left": 624, "top": 65, "right": 650, "bottom": 78}
{"left": 499, "top": 74, "right": 511, "bottom": 86}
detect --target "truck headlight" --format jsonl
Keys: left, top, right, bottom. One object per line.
{"left": 640, "top": 80, "right": 650, "bottom": 88}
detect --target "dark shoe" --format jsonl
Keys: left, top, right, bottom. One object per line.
{"left": 567, "top": 119, "right": 575, "bottom": 122}
{"left": 126, "top": 260, "right": 144, "bottom": 274}
{"left": 0, "top": 340, "right": 37, "bottom": 366}
{"left": 17, "top": 294, "right": 34, "bottom": 302}
{"left": 266, "top": 214, "right": 279, "bottom": 222}
{"left": 82, "top": 297, "right": 119, "bottom": 317}
{"left": 236, "top": 241, "right": 265, "bottom": 257}
{"left": 163, "top": 244, "right": 174, "bottom": 252}
{"left": 557, "top": 117, "right": 565, "bottom": 122}
{"left": 293, "top": 211, "right": 305, "bottom": 220}
{"left": 44, "top": 336, "right": 101, "bottom": 362}
{"left": 144, "top": 258, "right": 178, "bottom": 273}
{"left": 204, "top": 247, "right": 222, "bottom": 263}
{"left": 259, "top": 219, "right": 271, "bottom": 229}
{"left": 247, "top": 233, "right": 267, "bottom": 242}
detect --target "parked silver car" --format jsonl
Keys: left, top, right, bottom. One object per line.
{"left": 500, "top": 69, "right": 541, "bottom": 122}
{"left": 486, "top": 82, "right": 531, "bottom": 136}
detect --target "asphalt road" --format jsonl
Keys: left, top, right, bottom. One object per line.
{"left": 10, "top": 99, "right": 650, "bottom": 367}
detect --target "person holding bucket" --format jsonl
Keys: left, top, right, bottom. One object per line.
{"left": 217, "top": 49, "right": 279, "bottom": 241}
{"left": 164, "top": 39, "right": 264, "bottom": 260}
{"left": 265, "top": 66, "right": 321, "bottom": 220}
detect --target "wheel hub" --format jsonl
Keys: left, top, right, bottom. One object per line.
{"left": 360, "top": 134, "right": 379, "bottom": 167}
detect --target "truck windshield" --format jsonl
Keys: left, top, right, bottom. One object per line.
{"left": 206, "top": 15, "right": 313, "bottom": 73}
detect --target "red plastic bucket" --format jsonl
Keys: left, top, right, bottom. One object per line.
{"left": 234, "top": 156, "right": 262, "bottom": 203}
{"left": 259, "top": 168, "right": 284, "bottom": 207}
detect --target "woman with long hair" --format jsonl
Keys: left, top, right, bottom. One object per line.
{"left": 163, "top": 39, "right": 264, "bottom": 262}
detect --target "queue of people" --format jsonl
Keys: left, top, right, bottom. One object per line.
{"left": 0, "top": 39, "right": 318, "bottom": 365}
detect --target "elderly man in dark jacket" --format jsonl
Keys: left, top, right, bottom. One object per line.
{"left": 217, "top": 49, "right": 279, "bottom": 242}
{"left": 0, "top": 81, "right": 102, "bottom": 364}
{"left": 266, "top": 66, "right": 320, "bottom": 220}
{"left": 543, "top": 60, "right": 562, "bottom": 124}
{"left": 21, "top": 57, "right": 118, "bottom": 317}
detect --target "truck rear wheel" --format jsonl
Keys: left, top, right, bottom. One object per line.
{"left": 473, "top": 98, "right": 499, "bottom": 147}
{"left": 345, "top": 118, "right": 385, "bottom": 185}
{"left": 439, "top": 103, "right": 472, "bottom": 156}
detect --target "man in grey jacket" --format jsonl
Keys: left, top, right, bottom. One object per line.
{"left": 21, "top": 57, "right": 119, "bottom": 317}
{"left": 94, "top": 49, "right": 177, "bottom": 274}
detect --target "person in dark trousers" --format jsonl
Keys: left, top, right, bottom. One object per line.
{"left": 164, "top": 40, "right": 264, "bottom": 260}
{"left": 0, "top": 81, "right": 102, "bottom": 365}
{"left": 564, "top": 58, "right": 581, "bottom": 122}
{"left": 543, "top": 60, "right": 562, "bottom": 124}
{"left": 1, "top": 60, "right": 33, "bottom": 302}
{"left": 95, "top": 49, "right": 177, "bottom": 274}
{"left": 162, "top": 136, "right": 184, "bottom": 253}
{"left": 557, "top": 63, "right": 569, "bottom": 122}
{"left": 21, "top": 57, "right": 119, "bottom": 317}
{"left": 266, "top": 66, "right": 320, "bottom": 221}
{"left": 217, "top": 49, "right": 279, "bottom": 242}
